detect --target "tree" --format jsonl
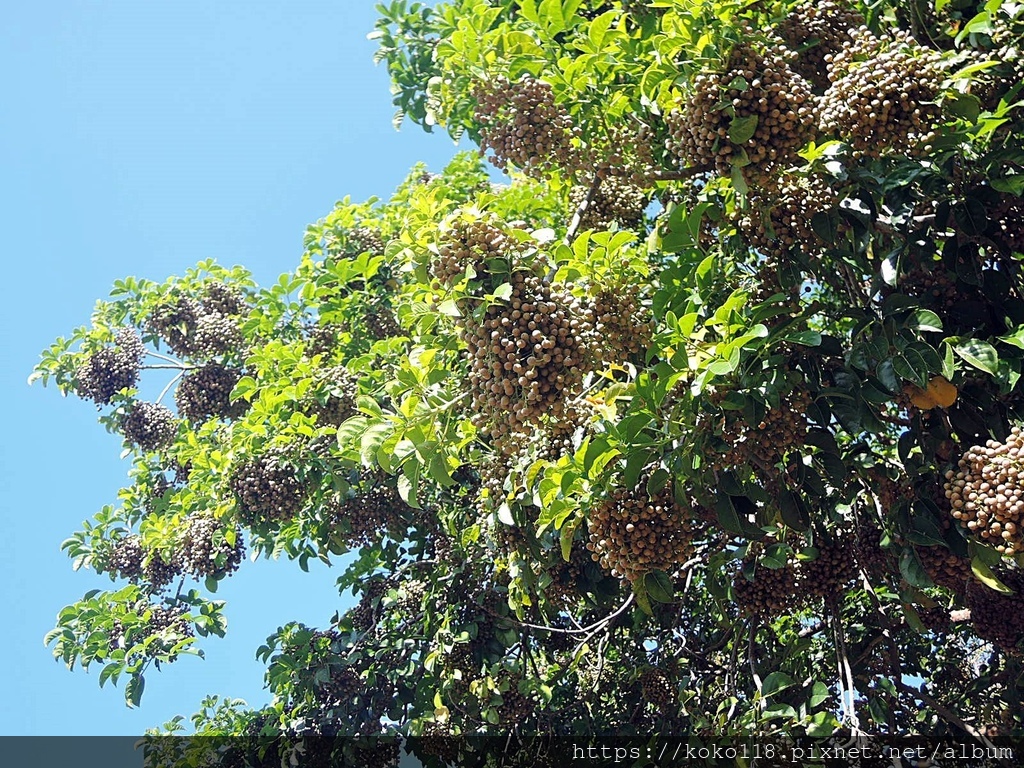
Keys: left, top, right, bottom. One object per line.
{"left": 32, "top": 0, "right": 1024, "bottom": 765}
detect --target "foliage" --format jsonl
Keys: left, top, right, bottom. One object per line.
{"left": 33, "top": 0, "right": 1024, "bottom": 764}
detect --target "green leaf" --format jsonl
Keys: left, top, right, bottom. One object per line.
{"left": 953, "top": 339, "right": 999, "bottom": 375}
{"left": 971, "top": 557, "right": 1013, "bottom": 594}
{"left": 808, "top": 681, "right": 830, "bottom": 709}
{"left": 899, "top": 549, "right": 934, "bottom": 589}
{"left": 761, "top": 543, "right": 789, "bottom": 570}
{"left": 761, "top": 671, "right": 796, "bottom": 697}
{"left": 643, "top": 571, "right": 675, "bottom": 603}
{"left": 905, "top": 309, "right": 943, "bottom": 333}
{"left": 728, "top": 115, "right": 758, "bottom": 145}
{"left": 125, "top": 674, "right": 145, "bottom": 708}
{"left": 781, "top": 331, "right": 821, "bottom": 347}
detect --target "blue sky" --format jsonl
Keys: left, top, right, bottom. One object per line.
{"left": 0, "top": 1, "right": 461, "bottom": 736}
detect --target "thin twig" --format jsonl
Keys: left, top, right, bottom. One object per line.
{"left": 155, "top": 371, "right": 185, "bottom": 406}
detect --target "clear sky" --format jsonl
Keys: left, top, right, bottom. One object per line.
{"left": 0, "top": 1, "right": 461, "bottom": 736}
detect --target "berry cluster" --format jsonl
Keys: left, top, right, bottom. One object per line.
{"left": 462, "top": 271, "right": 597, "bottom": 451}
{"left": 666, "top": 42, "right": 816, "bottom": 180}
{"left": 639, "top": 667, "right": 677, "bottom": 711}
{"left": 776, "top": 1, "right": 864, "bottom": 90}
{"left": 897, "top": 265, "right": 959, "bottom": 314}
{"left": 363, "top": 296, "right": 403, "bottom": 340}
{"left": 343, "top": 226, "right": 385, "bottom": 258}
{"left": 915, "top": 545, "right": 972, "bottom": 592}
{"left": 231, "top": 447, "right": 307, "bottom": 524}
{"left": 74, "top": 328, "right": 144, "bottom": 405}
{"left": 120, "top": 401, "right": 177, "bottom": 451}
{"left": 800, "top": 538, "right": 859, "bottom": 601}
{"left": 944, "top": 427, "right": 1024, "bottom": 555}
{"left": 432, "top": 217, "right": 516, "bottom": 288}
{"left": 820, "top": 28, "right": 944, "bottom": 156}
{"left": 149, "top": 282, "right": 248, "bottom": 359}
{"left": 732, "top": 551, "right": 799, "bottom": 618}
{"left": 715, "top": 389, "right": 811, "bottom": 471}
{"left": 569, "top": 176, "right": 648, "bottom": 232}
{"left": 175, "top": 363, "right": 247, "bottom": 423}
{"left": 109, "top": 602, "right": 193, "bottom": 660}
{"left": 305, "top": 365, "right": 359, "bottom": 427}
{"left": 992, "top": 193, "right": 1024, "bottom": 255}
{"left": 471, "top": 75, "right": 582, "bottom": 178}
{"left": 327, "top": 476, "right": 410, "bottom": 548}
{"left": 305, "top": 322, "right": 345, "bottom": 359}
{"left": 967, "top": 572, "right": 1024, "bottom": 654}
{"left": 733, "top": 174, "right": 838, "bottom": 259}
{"left": 177, "top": 513, "right": 245, "bottom": 579}
{"left": 103, "top": 537, "right": 182, "bottom": 591}
{"left": 855, "top": 523, "right": 892, "bottom": 579}
{"left": 593, "top": 286, "right": 653, "bottom": 362}
{"left": 585, "top": 481, "right": 697, "bottom": 582}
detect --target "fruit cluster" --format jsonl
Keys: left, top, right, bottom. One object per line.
{"left": 177, "top": 513, "right": 245, "bottom": 580}
{"left": 992, "top": 193, "right": 1024, "bottom": 255}
{"left": 432, "top": 217, "right": 515, "bottom": 288}
{"left": 471, "top": 75, "right": 582, "bottom": 178}
{"left": 592, "top": 286, "right": 653, "bottom": 361}
{"left": 715, "top": 389, "right": 811, "bottom": 472}
{"left": 462, "top": 271, "right": 597, "bottom": 451}
{"left": 568, "top": 176, "right": 648, "bottom": 232}
{"left": 585, "top": 481, "right": 697, "bottom": 582}
{"left": 305, "top": 365, "right": 359, "bottom": 427}
{"left": 666, "top": 41, "right": 816, "bottom": 180}
{"left": 109, "top": 602, "right": 193, "bottom": 660}
{"left": 120, "top": 401, "right": 177, "bottom": 451}
{"left": 915, "top": 545, "right": 972, "bottom": 592}
{"left": 74, "top": 328, "right": 144, "bottom": 405}
{"left": 149, "top": 282, "right": 248, "bottom": 357}
{"left": 732, "top": 551, "right": 799, "bottom": 618}
{"left": 820, "top": 28, "right": 944, "bottom": 156}
{"left": 966, "top": 572, "right": 1024, "bottom": 654}
{"left": 639, "top": 667, "right": 677, "bottom": 711}
{"left": 327, "top": 476, "right": 410, "bottom": 548}
{"left": 733, "top": 173, "right": 838, "bottom": 259}
{"left": 776, "top": 1, "right": 864, "bottom": 90}
{"left": 944, "top": 427, "right": 1024, "bottom": 555}
{"left": 175, "top": 363, "right": 248, "bottom": 423}
{"left": 800, "top": 538, "right": 859, "bottom": 601}
{"left": 231, "top": 447, "right": 307, "bottom": 524}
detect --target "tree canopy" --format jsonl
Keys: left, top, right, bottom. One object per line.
{"left": 33, "top": 0, "right": 1024, "bottom": 765}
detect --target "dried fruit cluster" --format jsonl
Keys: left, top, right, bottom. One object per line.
{"left": 944, "top": 427, "right": 1024, "bottom": 555}
{"left": 915, "top": 545, "right": 972, "bottom": 592}
{"left": 776, "top": 1, "right": 864, "bottom": 90}
{"left": 820, "top": 28, "right": 944, "bottom": 156}
{"left": 592, "top": 286, "right": 653, "bottom": 361}
{"left": 462, "top": 271, "right": 597, "bottom": 451}
{"left": 472, "top": 75, "right": 582, "bottom": 178}
{"left": 586, "top": 481, "right": 697, "bottom": 581}
{"left": 74, "top": 328, "right": 144, "bottom": 405}
{"left": 800, "top": 538, "right": 859, "bottom": 601}
{"left": 666, "top": 42, "right": 816, "bottom": 180}
{"left": 103, "top": 535, "right": 179, "bottom": 589}
{"left": 231, "top": 447, "right": 307, "bottom": 524}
